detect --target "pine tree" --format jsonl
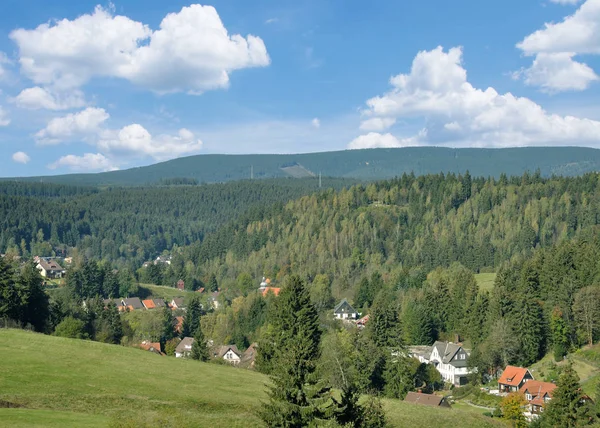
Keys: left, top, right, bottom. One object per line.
{"left": 368, "top": 289, "right": 402, "bottom": 350}
{"left": 514, "top": 291, "right": 545, "bottom": 366}
{"left": 541, "top": 362, "right": 597, "bottom": 427}
{"left": 181, "top": 297, "right": 202, "bottom": 338}
{"left": 258, "top": 275, "right": 330, "bottom": 427}
{"left": 161, "top": 306, "right": 175, "bottom": 345}
{"left": 191, "top": 325, "right": 209, "bottom": 361}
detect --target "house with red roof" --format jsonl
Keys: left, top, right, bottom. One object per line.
{"left": 498, "top": 366, "right": 534, "bottom": 393}
{"left": 519, "top": 380, "right": 556, "bottom": 415}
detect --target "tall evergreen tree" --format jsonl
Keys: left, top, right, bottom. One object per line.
{"left": 258, "top": 275, "right": 330, "bottom": 427}
{"left": 160, "top": 306, "right": 175, "bottom": 345}
{"left": 181, "top": 296, "right": 202, "bottom": 338}
{"left": 191, "top": 324, "right": 209, "bottom": 361}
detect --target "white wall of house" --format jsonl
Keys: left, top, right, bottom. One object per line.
{"left": 223, "top": 349, "right": 240, "bottom": 363}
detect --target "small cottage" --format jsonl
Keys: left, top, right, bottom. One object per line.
{"left": 404, "top": 392, "right": 451, "bottom": 408}
{"left": 214, "top": 345, "right": 242, "bottom": 364}
{"left": 175, "top": 337, "right": 194, "bottom": 358}
{"left": 498, "top": 366, "right": 534, "bottom": 393}
{"left": 334, "top": 299, "right": 358, "bottom": 320}
{"left": 520, "top": 380, "right": 556, "bottom": 414}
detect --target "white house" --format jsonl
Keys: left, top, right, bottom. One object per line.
{"left": 334, "top": 299, "right": 359, "bottom": 320}
{"left": 410, "top": 341, "right": 473, "bottom": 386}
{"left": 175, "top": 337, "right": 194, "bottom": 358}
{"left": 214, "top": 345, "right": 242, "bottom": 364}
{"left": 36, "top": 259, "right": 65, "bottom": 279}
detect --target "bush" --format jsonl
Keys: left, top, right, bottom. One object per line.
{"left": 54, "top": 316, "right": 88, "bottom": 339}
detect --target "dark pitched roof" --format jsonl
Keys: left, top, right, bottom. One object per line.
{"left": 334, "top": 299, "right": 357, "bottom": 314}
{"left": 175, "top": 337, "right": 194, "bottom": 354}
{"left": 171, "top": 298, "right": 185, "bottom": 308}
{"left": 216, "top": 345, "right": 241, "bottom": 358}
{"left": 37, "top": 259, "right": 63, "bottom": 272}
{"left": 122, "top": 297, "right": 143, "bottom": 310}
{"left": 404, "top": 392, "right": 450, "bottom": 408}
{"left": 432, "top": 341, "right": 469, "bottom": 367}
{"left": 153, "top": 298, "right": 166, "bottom": 308}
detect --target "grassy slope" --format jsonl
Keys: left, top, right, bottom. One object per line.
{"left": 0, "top": 330, "right": 504, "bottom": 427}
{"left": 475, "top": 273, "right": 496, "bottom": 293}
{"left": 139, "top": 283, "right": 192, "bottom": 301}
{"left": 6, "top": 147, "right": 600, "bottom": 186}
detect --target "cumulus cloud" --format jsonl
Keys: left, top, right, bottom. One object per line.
{"left": 359, "top": 117, "right": 397, "bottom": 131}
{"left": 12, "top": 151, "right": 30, "bottom": 164}
{"left": 348, "top": 132, "right": 423, "bottom": 149}
{"left": 514, "top": 53, "right": 598, "bottom": 92}
{"left": 0, "top": 106, "right": 9, "bottom": 126}
{"left": 10, "top": 4, "right": 270, "bottom": 94}
{"left": 0, "top": 52, "right": 9, "bottom": 80}
{"left": 35, "top": 107, "right": 109, "bottom": 144}
{"left": 311, "top": 118, "right": 320, "bottom": 128}
{"left": 352, "top": 46, "right": 600, "bottom": 148}
{"left": 515, "top": 0, "right": 600, "bottom": 91}
{"left": 13, "top": 87, "right": 85, "bottom": 110}
{"left": 97, "top": 125, "right": 203, "bottom": 161}
{"left": 48, "top": 153, "right": 118, "bottom": 172}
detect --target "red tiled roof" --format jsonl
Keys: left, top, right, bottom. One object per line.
{"left": 262, "top": 287, "right": 281, "bottom": 297}
{"left": 142, "top": 299, "right": 156, "bottom": 309}
{"left": 499, "top": 366, "right": 531, "bottom": 387}
{"left": 520, "top": 380, "right": 556, "bottom": 406}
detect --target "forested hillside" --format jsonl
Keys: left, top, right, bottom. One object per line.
{"left": 6, "top": 146, "right": 600, "bottom": 186}
{"left": 175, "top": 171, "right": 600, "bottom": 296}
{"left": 0, "top": 178, "right": 353, "bottom": 266}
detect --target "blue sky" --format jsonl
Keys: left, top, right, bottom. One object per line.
{"left": 1, "top": 0, "right": 599, "bottom": 176}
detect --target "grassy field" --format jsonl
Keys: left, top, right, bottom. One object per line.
{"left": 138, "top": 283, "right": 192, "bottom": 301}
{"left": 0, "top": 329, "right": 505, "bottom": 427}
{"left": 475, "top": 273, "right": 496, "bottom": 293}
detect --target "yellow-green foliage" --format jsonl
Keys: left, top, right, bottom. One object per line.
{"left": 0, "top": 329, "right": 505, "bottom": 427}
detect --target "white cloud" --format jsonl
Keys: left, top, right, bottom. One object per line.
{"left": 311, "top": 118, "right": 320, "bottom": 128}
{"left": 12, "top": 151, "right": 30, "bottom": 164}
{"left": 10, "top": 4, "right": 270, "bottom": 94}
{"left": 359, "top": 117, "right": 397, "bottom": 131}
{"left": 265, "top": 18, "right": 279, "bottom": 24}
{"left": 515, "top": 53, "right": 598, "bottom": 92}
{"left": 97, "top": 125, "right": 203, "bottom": 161}
{"left": 549, "top": 0, "right": 582, "bottom": 4}
{"left": 48, "top": 153, "right": 118, "bottom": 172}
{"left": 352, "top": 46, "right": 600, "bottom": 148}
{"left": 515, "top": 0, "right": 600, "bottom": 92}
{"left": 0, "top": 52, "right": 9, "bottom": 80}
{"left": 518, "top": 0, "right": 600, "bottom": 55}
{"left": 13, "top": 87, "right": 85, "bottom": 110}
{"left": 0, "top": 106, "right": 9, "bottom": 126}
{"left": 35, "top": 107, "right": 109, "bottom": 144}
{"left": 348, "top": 132, "right": 423, "bottom": 149}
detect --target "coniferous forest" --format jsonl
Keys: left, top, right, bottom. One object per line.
{"left": 2, "top": 171, "right": 600, "bottom": 427}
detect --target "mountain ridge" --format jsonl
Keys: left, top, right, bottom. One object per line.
{"left": 5, "top": 146, "right": 600, "bottom": 186}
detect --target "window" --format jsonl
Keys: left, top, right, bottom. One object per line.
{"left": 526, "top": 393, "right": 532, "bottom": 400}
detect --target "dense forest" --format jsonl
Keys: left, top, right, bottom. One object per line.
{"left": 5, "top": 146, "right": 600, "bottom": 186}
{"left": 0, "top": 178, "right": 353, "bottom": 267}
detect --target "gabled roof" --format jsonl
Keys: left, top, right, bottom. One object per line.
{"left": 216, "top": 345, "right": 241, "bottom": 358}
{"left": 171, "top": 297, "right": 185, "bottom": 308}
{"left": 334, "top": 299, "right": 357, "bottom": 314}
{"left": 520, "top": 380, "right": 556, "bottom": 406}
{"left": 404, "top": 392, "right": 450, "bottom": 408}
{"left": 122, "top": 297, "right": 143, "bottom": 310}
{"left": 499, "top": 366, "right": 533, "bottom": 387}
{"left": 37, "top": 259, "right": 63, "bottom": 272}
{"left": 175, "top": 337, "right": 194, "bottom": 354}
{"left": 153, "top": 298, "right": 166, "bottom": 308}
{"left": 431, "top": 341, "right": 468, "bottom": 367}
{"left": 138, "top": 341, "right": 164, "bottom": 355}
{"left": 142, "top": 299, "right": 156, "bottom": 309}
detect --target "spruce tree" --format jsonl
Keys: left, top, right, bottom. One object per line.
{"left": 541, "top": 362, "right": 597, "bottom": 427}
{"left": 191, "top": 325, "right": 209, "bottom": 361}
{"left": 514, "top": 290, "right": 545, "bottom": 366}
{"left": 258, "top": 275, "right": 329, "bottom": 427}
{"left": 181, "top": 297, "right": 201, "bottom": 338}
{"left": 161, "top": 306, "right": 175, "bottom": 344}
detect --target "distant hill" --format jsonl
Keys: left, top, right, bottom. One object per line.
{"left": 5, "top": 147, "right": 600, "bottom": 186}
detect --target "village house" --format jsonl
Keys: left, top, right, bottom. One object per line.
{"left": 141, "top": 298, "right": 167, "bottom": 310}
{"left": 138, "top": 341, "right": 164, "bottom": 356}
{"left": 175, "top": 337, "right": 194, "bottom": 358}
{"left": 153, "top": 298, "right": 166, "bottom": 308}
{"left": 356, "top": 314, "right": 370, "bottom": 329}
{"left": 170, "top": 298, "right": 186, "bottom": 310}
{"left": 36, "top": 259, "right": 65, "bottom": 279}
{"left": 334, "top": 299, "right": 359, "bottom": 320}
{"left": 121, "top": 297, "right": 144, "bottom": 311}
{"left": 208, "top": 292, "right": 220, "bottom": 309}
{"left": 410, "top": 341, "right": 473, "bottom": 386}
{"left": 498, "top": 366, "right": 534, "bottom": 393}
{"left": 240, "top": 343, "right": 258, "bottom": 369}
{"left": 519, "top": 380, "right": 556, "bottom": 415}
{"left": 214, "top": 345, "right": 242, "bottom": 364}
{"left": 404, "top": 391, "right": 451, "bottom": 408}
{"left": 155, "top": 255, "right": 171, "bottom": 265}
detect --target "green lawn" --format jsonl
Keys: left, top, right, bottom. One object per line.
{"left": 138, "top": 283, "right": 192, "bottom": 301}
{"left": 475, "top": 273, "right": 496, "bottom": 293}
{"left": 0, "top": 329, "right": 504, "bottom": 427}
